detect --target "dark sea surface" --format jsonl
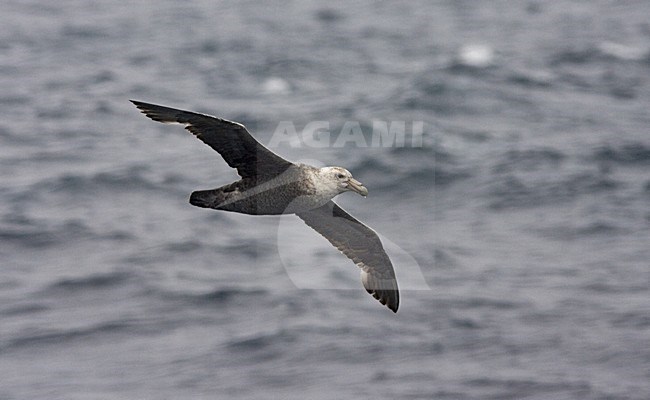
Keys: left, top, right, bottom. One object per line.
{"left": 1, "top": 1, "right": 649, "bottom": 399}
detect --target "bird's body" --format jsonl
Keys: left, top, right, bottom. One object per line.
{"left": 190, "top": 164, "right": 339, "bottom": 215}
{"left": 131, "top": 100, "right": 399, "bottom": 312}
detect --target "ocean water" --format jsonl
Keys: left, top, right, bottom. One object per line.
{"left": 1, "top": 1, "right": 649, "bottom": 399}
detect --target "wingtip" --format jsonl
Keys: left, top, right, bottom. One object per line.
{"left": 380, "top": 290, "right": 399, "bottom": 313}
{"left": 378, "top": 293, "right": 399, "bottom": 313}
{"left": 129, "top": 100, "right": 145, "bottom": 111}
{"left": 129, "top": 99, "right": 146, "bottom": 109}
{"left": 361, "top": 271, "right": 400, "bottom": 313}
{"left": 385, "top": 295, "right": 399, "bottom": 313}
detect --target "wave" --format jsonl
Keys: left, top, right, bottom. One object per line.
{"left": 465, "top": 377, "right": 591, "bottom": 398}
{"left": 535, "top": 222, "right": 626, "bottom": 241}
{"left": 453, "top": 297, "right": 524, "bottom": 310}
{"left": 0, "top": 219, "right": 92, "bottom": 249}
{"left": 352, "top": 148, "right": 471, "bottom": 190}
{"left": 45, "top": 167, "right": 165, "bottom": 194}
{"left": 396, "top": 77, "right": 470, "bottom": 114}
{"left": 160, "top": 287, "right": 268, "bottom": 307}
{"left": 5, "top": 167, "right": 184, "bottom": 211}
{"left": 0, "top": 216, "right": 133, "bottom": 249}
{"left": 486, "top": 172, "right": 620, "bottom": 210}
{"left": 44, "top": 271, "right": 134, "bottom": 294}
{"left": 220, "top": 240, "right": 274, "bottom": 259}
{"left": 575, "top": 222, "right": 624, "bottom": 236}
{"left": 591, "top": 143, "right": 650, "bottom": 165}
{"left": 550, "top": 48, "right": 601, "bottom": 66}
{"left": 163, "top": 240, "right": 204, "bottom": 253}
{"left": 548, "top": 46, "right": 645, "bottom": 99}
{"left": 492, "top": 147, "right": 566, "bottom": 173}
{"left": 0, "top": 303, "right": 49, "bottom": 317}
{"left": 506, "top": 69, "right": 555, "bottom": 88}
{"left": 450, "top": 318, "right": 482, "bottom": 329}
{"left": 582, "top": 281, "right": 649, "bottom": 294}
{"left": 610, "top": 312, "right": 650, "bottom": 329}
{"left": 1, "top": 321, "right": 134, "bottom": 353}
{"left": 552, "top": 42, "right": 649, "bottom": 65}
{"left": 193, "top": 287, "right": 268, "bottom": 304}
{"left": 226, "top": 329, "right": 296, "bottom": 352}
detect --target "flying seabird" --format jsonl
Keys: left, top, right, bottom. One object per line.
{"left": 131, "top": 100, "right": 399, "bottom": 312}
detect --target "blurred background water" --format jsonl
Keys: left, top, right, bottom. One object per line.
{"left": 1, "top": 1, "right": 649, "bottom": 399}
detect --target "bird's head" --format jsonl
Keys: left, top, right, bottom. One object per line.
{"left": 318, "top": 166, "right": 368, "bottom": 197}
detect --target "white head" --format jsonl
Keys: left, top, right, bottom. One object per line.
{"left": 317, "top": 166, "right": 368, "bottom": 197}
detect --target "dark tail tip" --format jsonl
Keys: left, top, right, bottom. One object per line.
{"left": 189, "top": 190, "right": 215, "bottom": 208}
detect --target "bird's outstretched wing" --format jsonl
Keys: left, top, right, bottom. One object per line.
{"left": 297, "top": 201, "right": 399, "bottom": 312}
{"left": 131, "top": 100, "right": 293, "bottom": 179}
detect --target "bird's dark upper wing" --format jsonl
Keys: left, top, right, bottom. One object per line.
{"left": 297, "top": 201, "right": 399, "bottom": 312}
{"left": 131, "top": 100, "right": 293, "bottom": 179}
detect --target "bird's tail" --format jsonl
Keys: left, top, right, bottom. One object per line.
{"left": 189, "top": 189, "right": 223, "bottom": 209}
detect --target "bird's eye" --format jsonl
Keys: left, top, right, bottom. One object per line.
{"left": 337, "top": 173, "right": 345, "bottom": 179}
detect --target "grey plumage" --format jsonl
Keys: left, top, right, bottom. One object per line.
{"left": 190, "top": 164, "right": 318, "bottom": 215}
{"left": 131, "top": 100, "right": 399, "bottom": 312}
{"left": 297, "top": 201, "right": 399, "bottom": 311}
